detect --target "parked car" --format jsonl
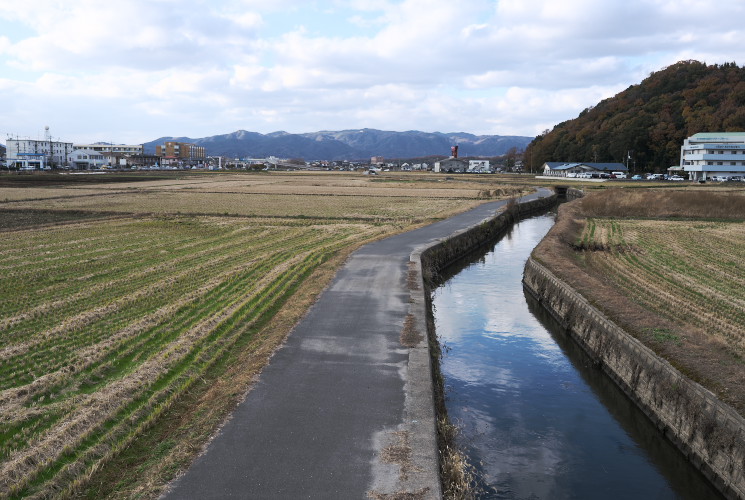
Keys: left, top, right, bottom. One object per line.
{"left": 669, "top": 175, "right": 686, "bottom": 181}
{"left": 631, "top": 175, "right": 644, "bottom": 180}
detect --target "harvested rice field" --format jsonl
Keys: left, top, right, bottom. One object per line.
{"left": 0, "top": 170, "right": 528, "bottom": 498}
{"left": 577, "top": 218, "right": 745, "bottom": 357}
{"left": 534, "top": 188, "right": 745, "bottom": 416}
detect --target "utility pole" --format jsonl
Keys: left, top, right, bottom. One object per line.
{"left": 626, "top": 150, "right": 633, "bottom": 175}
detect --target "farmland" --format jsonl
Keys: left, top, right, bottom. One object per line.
{"left": 577, "top": 218, "right": 745, "bottom": 356}
{"left": 534, "top": 188, "right": 745, "bottom": 415}
{"left": 0, "top": 171, "right": 528, "bottom": 498}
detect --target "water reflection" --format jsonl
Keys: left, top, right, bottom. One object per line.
{"left": 432, "top": 215, "right": 721, "bottom": 499}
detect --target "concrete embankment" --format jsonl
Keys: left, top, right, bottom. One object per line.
{"left": 523, "top": 257, "right": 745, "bottom": 500}
{"left": 415, "top": 194, "right": 557, "bottom": 282}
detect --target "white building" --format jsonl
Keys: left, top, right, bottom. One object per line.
{"left": 6, "top": 138, "right": 73, "bottom": 169}
{"left": 73, "top": 143, "right": 143, "bottom": 155}
{"left": 680, "top": 132, "right": 745, "bottom": 181}
{"left": 468, "top": 160, "right": 490, "bottom": 172}
{"left": 542, "top": 162, "right": 627, "bottom": 177}
{"left": 68, "top": 149, "right": 109, "bottom": 170}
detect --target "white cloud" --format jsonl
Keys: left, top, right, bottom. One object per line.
{"left": 1, "top": 0, "right": 744, "bottom": 143}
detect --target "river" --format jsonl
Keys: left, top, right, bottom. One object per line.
{"left": 431, "top": 213, "right": 721, "bottom": 499}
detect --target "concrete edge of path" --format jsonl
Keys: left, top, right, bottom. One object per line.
{"left": 398, "top": 189, "right": 556, "bottom": 498}
{"left": 399, "top": 206, "right": 508, "bottom": 498}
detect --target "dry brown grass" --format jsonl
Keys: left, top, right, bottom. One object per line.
{"left": 437, "top": 417, "right": 478, "bottom": 500}
{"left": 533, "top": 190, "right": 745, "bottom": 415}
{"left": 400, "top": 314, "right": 424, "bottom": 348}
{"left": 579, "top": 188, "right": 745, "bottom": 219}
{"left": 0, "top": 172, "right": 531, "bottom": 217}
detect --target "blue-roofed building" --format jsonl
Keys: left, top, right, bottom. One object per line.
{"left": 542, "top": 162, "right": 627, "bottom": 177}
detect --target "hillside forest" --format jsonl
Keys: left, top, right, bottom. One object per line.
{"left": 524, "top": 60, "right": 745, "bottom": 172}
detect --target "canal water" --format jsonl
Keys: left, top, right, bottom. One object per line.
{"left": 431, "top": 213, "right": 721, "bottom": 499}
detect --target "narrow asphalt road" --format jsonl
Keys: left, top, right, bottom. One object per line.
{"left": 163, "top": 188, "right": 553, "bottom": 499}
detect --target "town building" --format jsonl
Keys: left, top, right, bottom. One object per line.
{"left": 434, "top": 158, "right": 468, "bottom": 173}
{"left": 124, "top": 154, "right": 161, "bottom": 169}
{"left": 156, "top": 141, "right": 206, "bottom": 166}
{"left": 73, "top": 143, "right": 143, "bottom": 155}
{"left": 542, "top": 162, "right": 627, "bottom": 177}
{"left": 468, "top": 160, "right": 490, "bottom": 172}
{"left": 6, "top": 137, "right": 74, "bottom": 169}
{"left": 679, "top": 132, "right": 745, "bottom": 181}
{"left": 68, "top": 149, "right": 108, "bottom": 169}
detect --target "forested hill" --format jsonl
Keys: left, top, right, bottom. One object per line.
{"left": 525, "top": 60, "right": 745, "bottom": 171}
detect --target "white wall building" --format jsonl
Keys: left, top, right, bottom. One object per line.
{"left": 6, "top": 138, "right": 73, "bottom": 169}
{"left": 542, "top": 162, "right": 627, "bottom": 177}
{"left": 680, "top": 132, "right": 745, "bottom": 181}
{"left": 468, "top": 160, "right": 490, "bottom": 172}
{"left": 73, "top": 143, "right": 143, "bottom": 155}
{"left": 68, "top": 149, "right": 109, "bottom": 169}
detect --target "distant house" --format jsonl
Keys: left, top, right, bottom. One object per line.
{"left": 542, "top": 162, "right": 627, "bottom": 177}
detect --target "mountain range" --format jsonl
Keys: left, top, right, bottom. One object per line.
{"left": 143, "top": 129, "right": 533, "bottom": 160}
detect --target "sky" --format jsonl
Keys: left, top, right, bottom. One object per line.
{"left": 1, "top": 0, "right": 744, "bottom": 145}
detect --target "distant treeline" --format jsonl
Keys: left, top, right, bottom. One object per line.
{"left": 525, "top": 60, "right": 745, "bottom": 172}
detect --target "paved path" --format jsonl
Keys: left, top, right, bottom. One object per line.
{"left": 163, "top": 189, "right": 553, "bottom": 499}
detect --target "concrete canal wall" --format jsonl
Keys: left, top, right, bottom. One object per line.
{"left": 523, "top": 257, "right": 745, "bottom": 500}
{"left": 418, "top": 194, "right": 557, "bottom": 282}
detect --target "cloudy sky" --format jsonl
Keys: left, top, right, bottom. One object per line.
{"left": 1, "top": 0, "right": 744, "bottom": 145}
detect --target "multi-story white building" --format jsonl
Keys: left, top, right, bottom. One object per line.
{"left": 680, "top": 132, "right": 745, "bottom": 181}
{"left": 6, "top": 137, "right": 74, "bottom": 169}
{"left": 73, "top": 143, "right": 143, "bottom": 155}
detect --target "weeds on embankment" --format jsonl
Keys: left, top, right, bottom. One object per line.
{"left": 579, "top": 188, "right": 745, "bottom": 220}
